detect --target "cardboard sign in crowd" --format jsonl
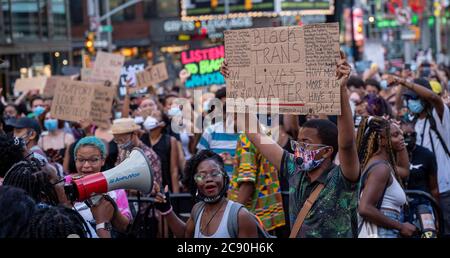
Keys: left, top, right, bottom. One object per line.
{"left": 51, "top": 79, "right": 115, "bottom": 128}
{"left": 224, "top": 22, "right": 341, "bottom": 115}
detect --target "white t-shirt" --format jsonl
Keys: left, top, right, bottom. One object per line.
{"left": 415, "top": 105, "right": 450, "bottom": 193}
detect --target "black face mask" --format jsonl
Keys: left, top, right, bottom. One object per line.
{"left": 130, "top": 104, "right": 139, "bottom": 110}
{"left": 404, "top": 132, "right": 417, "bottom": 152}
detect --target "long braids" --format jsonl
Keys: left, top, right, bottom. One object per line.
{"left": 3, "top": 158, "right": 59, "bottom": 206}
{"left": 26, "top": 205, "right": 91, "bottom": 238}
{"left": 356, "top": 116, "right": 398, "bottom": 177}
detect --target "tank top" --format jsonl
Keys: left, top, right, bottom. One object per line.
{"left": 194, "top": 200, "right": 233, "bottom": 238}
{"left": 381, "top": 173, "right": 407, "bottom": 213}
{"left": 146, "top": 133, "right": 173, "bottom": 191}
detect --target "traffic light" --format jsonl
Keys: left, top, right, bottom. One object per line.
{"left": 85, "top": 31, "right": 95, "bottom": 54}
{"left": 245, "top": 0, "right": 252, "bottom": 10}
{"left": 211, "top": 0, "right": 218, "bottom": 9}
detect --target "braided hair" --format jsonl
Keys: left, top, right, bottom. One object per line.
{"left": 0, "top": 134, "right": 25, "bottom": 177}
{"left": 356, "top": 116, "right": 398, "bottom": 177}
{"left": 26, "top": 205, "right": 91, "bottom": 238}
{"left": 183, "top": 150, "right": 229, "bottom": 203}
{"left": 0, "top": 186, "right": 36, "bottom": 238}
{"left": 3, "top": 158, "right": 59, "bottom": 206}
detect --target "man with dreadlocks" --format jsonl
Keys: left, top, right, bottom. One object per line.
{"left": 356, "top": 116, "right": 416, "bottom": 238}
{"left": 0, "top": 134, "right": 25, "bottom": 184}
{"left": 388, "top": 75, "right": 450, "bottom": 236}
{"left": 221, "top": 52, "right": 361, "bottom": 238}
{"left": 2, "top": 154, "right": 69, "bottom": 207}
{"left": 154, "top": 150, "right": 258, "bottom": 238}
{"left": 0, "top": 186, "right": 36, "bottom": 238}
{"left": 26, "top": 205, "right": 92, "bottom": 238}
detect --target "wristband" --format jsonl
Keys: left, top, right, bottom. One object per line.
{"left": 160, "top": 206, "right": 173, "bottom": 216}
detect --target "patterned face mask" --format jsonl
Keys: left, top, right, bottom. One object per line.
{"left": 292, "top": 141, "right": 329, "bottom": 172}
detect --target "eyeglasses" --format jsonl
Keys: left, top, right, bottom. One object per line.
{"left": 75, "top": 157, "right": 102, "bottom": 165}
{"left": 194, "top": 170, "right": 224, "bottom": 183}
{"left": 290, "top": 140, "right": 328, "bottom": 151}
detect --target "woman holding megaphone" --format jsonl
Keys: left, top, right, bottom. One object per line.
{"left": 68, "top": 136, "right": 131, "bottom": 238}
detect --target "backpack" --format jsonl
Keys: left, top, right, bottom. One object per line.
{"left": 192, "top": 201, "right": 275, "bottom": 238}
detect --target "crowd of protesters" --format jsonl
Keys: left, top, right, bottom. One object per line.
{"left": 0, "top": 49, "right": 449, "bottom": 239}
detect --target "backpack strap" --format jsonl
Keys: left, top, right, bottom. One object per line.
{"left": 191, "top": 201, "right": 206, "bottom": 226}
{"left": 428, "top": 115, "right": 450, "bottom": 156}
{"left": 357, "top": 160, "right": 392, "bottom": 235}
{"left": 289, "top": 183, "right": 324, "bottom": 238}
{"left": 227, "top": 201, "right": 244, "bottom": 238}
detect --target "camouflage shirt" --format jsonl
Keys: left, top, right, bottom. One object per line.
{"left": 281, "top": 151, "right": 358, "bottom": 238}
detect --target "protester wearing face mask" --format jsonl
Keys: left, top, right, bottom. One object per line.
{"left": 140, "top": 110, "right": 181, "bottom": 193}
{"left": 10, "top": 117, "right": 47, "bottom": 164}
{"left": 28, "top": 96, "right": 46, "bottom": 122}
{"left": 38, "top": 113, "right": 75, "bottom": 165}
{"left": 111, "top": 118, "right": 162, "bottom": 192}
{"left": 389, "top": 75, "right": 450, "bottom": 237}
{"left": 220, "top": 52, "right": 361, "bottom": 238}
{"left": 400, "top": 121, "right": 439, "bottom": 231}
{"left": 154, "top": 150, "right": 258, "bottom": 238}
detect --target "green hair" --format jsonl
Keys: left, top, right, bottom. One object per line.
{"left": 74, "top": 136, "right": 106, "bottom": 159}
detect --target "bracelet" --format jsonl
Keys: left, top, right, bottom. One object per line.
{"left": 160, "top": 206, "right": 173, "bottom": 216}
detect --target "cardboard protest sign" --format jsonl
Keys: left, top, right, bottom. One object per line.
{"left": 134, "top": 62, "right": 169, "bottom": 91}
{"left": 51, "top": 80, "right": 115, "bottom": 128}
{"left": 181, "top": 45, "right": 225, "bottom": 88}
{"left": 14, "top": 76, "right": 47, "bottom": 94}
{"left": 91, "top": 51, "right": 125, "bottom": 86}
{"left": 43, "top": 76, "right": 72, "bottom": 98}
{"left": 80, "top": 68, "right": 93, "bottom": 82}
{"left": 119, "top": 59, "right": 147, "bottom": 97}
{"left": 224, "top": 23, "right": 341, "bottom": 115}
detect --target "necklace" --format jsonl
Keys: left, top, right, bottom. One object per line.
{"left": 201, "top": 199, "right": 226, "bottom": 235}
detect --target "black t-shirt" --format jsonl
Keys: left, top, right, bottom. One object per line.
{"left": 406, "top": 145, "right": 438, "bottom": 193}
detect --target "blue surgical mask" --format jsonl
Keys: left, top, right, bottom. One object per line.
{"left": 44, "top": 119, "right": 58, "bottom": 132}
{"left": 380, "top": 80, "right": 388, "bottom": 90}
{"left": 407, "top": 99, "right": 425, "bottom": 114}
{"left": 168, "top": 107, "right": 181, "bottom": 117}
{"left": 33, "top": 106, "right": 45, "bottom": 117}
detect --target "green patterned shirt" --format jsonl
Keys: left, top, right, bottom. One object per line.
{"left": 281, "top": 151, "right": 359, "bottom": 238}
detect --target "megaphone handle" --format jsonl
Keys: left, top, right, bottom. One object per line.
{"left": 85, "top": 194, "right": 103, "bottom": 208}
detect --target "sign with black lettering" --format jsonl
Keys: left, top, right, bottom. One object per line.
{"left": 51, "top": 80, "right": 115, "bottom": 128}
{"left": 224, "top": 23, "right": 340, "bottom": 115}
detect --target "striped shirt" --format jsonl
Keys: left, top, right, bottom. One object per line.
{"left": 196, "top": 122, "right": 239, "bottom": 176}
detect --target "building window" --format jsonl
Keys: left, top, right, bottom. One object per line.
{"left": 143, "top": 0, "right": 157, "bottom": 19}
{"left": 10, "top": 0, "right": 40, "bottom": 39}
{"left": 51, "top": 0, "right": 67, "bottom": 39}
{"left": 157, "top": 0, "right": 178, "bottom": 18}
{"left": 107, "top": 0, "right": 135, "bottom": 22}
{"left": 70, "top": 0, "right": 83, "bottom": 25}
{"left": 1, "top": 0, "right": 12, "bottom": 42}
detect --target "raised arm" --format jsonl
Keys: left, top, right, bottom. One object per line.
{"left": 337, "top": 52, "right": 360, "bottom": 182}
{"left": 221, "top": 60, "right": 284, "bottom": 171}
{"left": 388, "top": 75, "right": 445, "bottom": 120}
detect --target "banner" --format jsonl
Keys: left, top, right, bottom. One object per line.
{"left": 51, "top": 80, "right": 115, "bottom": 128}
{"left": 224, "top": 23, "right": 341, "bottom": 115}
{"left": 14, "top": 76, "right": 47, "bottom": 94}
{"left": 91, "top": 51, "right": 125, "bottom": 86}
{"left": 134, "top": 62, "right": 169, "bottom": 91}
{"left": 119, "top": 59, "right": 147, "bottom": 98}
{"left": 181, "top": 45, "right": 225, "bottom": 88}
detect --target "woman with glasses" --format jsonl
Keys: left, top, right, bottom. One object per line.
{"left": 154, "top": 150, "right": 258, "bottom": 238}
{"left": 69, "top": 136, "right": 131, "bottom": 238}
